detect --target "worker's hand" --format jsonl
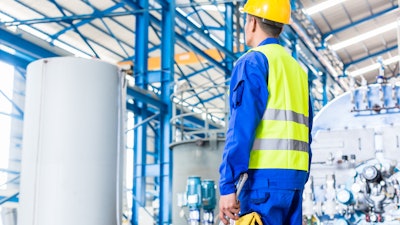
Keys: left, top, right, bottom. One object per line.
{"left": 219, "top": 193, "right": 240, "bottom": 225}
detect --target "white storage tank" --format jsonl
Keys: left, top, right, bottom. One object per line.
{"left": 19, "top": 57, "right": 120, "bottom": 225}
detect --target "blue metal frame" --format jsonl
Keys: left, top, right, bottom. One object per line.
{"left": 131, "top": 0, "right": 150, "bottom": 224}
{"left": 0, "top": 90, "right": 24, "bottom": 120}
{"left": 344, "top": 45, "right": 398, "bottom": 71}
{"left": 175, "top": 12, "right": 237, "bottom": 61}
{"left": 159, "top": 0, "right": 175, "bottom": 223}
{"left": 225, "top": 1, "right": 234, "bottom": 75}
{"left": 0, "top": 49, "right": 30, "bottom": 70}
{"left": 322, "top": 5, "right": 399, "bottom": 40}
{"left": 0, "top": 193, "right": 19, "bottom": 205}
{"left": 0, "top": 28, "right": 58, "bottom": 59}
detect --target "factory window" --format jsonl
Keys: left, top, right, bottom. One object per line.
{"left": 0, "top": 61, "right": 14, "bottom": 187}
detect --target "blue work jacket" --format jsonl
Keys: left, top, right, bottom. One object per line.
{"left": 219, "top": 38, "right": 313, "bottom": 195}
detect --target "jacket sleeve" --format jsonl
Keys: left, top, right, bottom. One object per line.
{"left": 219, "top": 52, "right": 269, "bottom": 195}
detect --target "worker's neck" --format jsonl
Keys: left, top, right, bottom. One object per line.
{"left": 250, "top": 33, "right": 271, "bottom": 48}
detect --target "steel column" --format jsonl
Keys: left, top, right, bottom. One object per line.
{"left": 225, "top": 2, "right": 234, "bottom": 74}
{"left": 132, "top": 0, "right": 150, "bottom": 224}
{"left": 321, "top": 73, "right": 328, "bottom": 106}
{"left": 159, "top": 0, "right": 175, "bottom": 224}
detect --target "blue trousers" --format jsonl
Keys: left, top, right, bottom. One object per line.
{"left": 238, "top": 189, "right": 303, "bottom": 225}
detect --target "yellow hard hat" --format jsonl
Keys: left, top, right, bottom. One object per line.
{"left": 242, "top": 0, "right": 291, "bottom": 24}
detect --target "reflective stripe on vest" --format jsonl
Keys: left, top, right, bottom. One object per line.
{"left": 248, "top": 44, "right": 309, "bottom": 171}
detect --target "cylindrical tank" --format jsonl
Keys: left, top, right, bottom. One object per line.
{"left": 18, "top": 57, "right": 119, "bottom": 225}
{"left": 171, "top": 139, "right": 224, "bottom": 225}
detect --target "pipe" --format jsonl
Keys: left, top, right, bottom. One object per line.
{"left": 116, "top": 70, "right": 128, "bottom": 225}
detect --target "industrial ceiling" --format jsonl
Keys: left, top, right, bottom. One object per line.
{"left": 1, "top": 0, "right": 399, "bottom": 112}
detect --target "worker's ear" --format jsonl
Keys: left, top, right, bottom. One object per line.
{"left": 250, "top": 16, "right": 257, "bottom": 32}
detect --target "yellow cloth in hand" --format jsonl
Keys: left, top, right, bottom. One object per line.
{"left": 235, "top": 212, "right": 263, "bottom": 225}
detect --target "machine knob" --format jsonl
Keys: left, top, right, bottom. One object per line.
{"left": 336, "top": 189, "right": 353, "bottom": 205}
{"left": 336, "top": 218, "right": 349, "bottom": 225}
{"left": 362, "top": 166, "right": 380, "bottom": 182}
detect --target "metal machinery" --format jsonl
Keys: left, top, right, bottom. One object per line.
{"left": 176, "top": 176, "right": 217, "bottom": 225}
{"left": 172, "top": 142, "right": 222, "bottom": 225}
{"left": 170, "top": 83, "right": 227, "bottom": 225}
{"left": 304, "top": 73, "right": 400, "bottom": 224}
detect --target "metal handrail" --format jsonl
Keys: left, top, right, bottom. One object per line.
{"left": 170, "top": 82, "right": 229, "bottom": 144}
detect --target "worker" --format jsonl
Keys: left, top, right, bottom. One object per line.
{"left": 218, "top": 0, "right": 313, "bottom": 225}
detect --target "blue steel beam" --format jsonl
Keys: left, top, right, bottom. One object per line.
{"left": 175, "top": 11, "right": 237, "bottom": 60}
{"left": 156, "top": 0, "right": 237, "bottom": 61}
{"left": 175, "top": 33, "right": 226, "bottom": 71}
{"left": 321, "top": 73, "right": 328, "bottom": 106}
{"left": 175, "top": 65, "right": 208, "bottom": 108}
{"left": 225, "top": 2, "right": 234, "bottom": 75}
{"left": 192, "top": 5, "right": 224, "bottom": 28}
{"left": 5, "top": 2, "right": 128, "bottom": 59}
{"left": 49, "top": 0, "right": 99, "bottom": 58}
{"left": 0, "top": 112, "right": 23, "bottom": 120}
{"left": 0, "top": 49, "right": 30, "bottom": 69}
{"left": 322, "top": 5, "right": 399, "bottom": 40}
{"left": 0, "top": 23, "right": 167, "bottom": 114}
{"left": 0, "top": 90, "right": 24, "bottom": 119}
{"left": 126, "top": 87, "right": 167, "bottom": 112}
{"left": 132, "top": 0, "right": 150, "bottom": 224}
{"left": 0, "top": 28, "right": 168, "bottom": 114}
{"left": 175, "top": 64, "right": 225, "bottom": 104}
{"left": 0, "top": 168, "right": 19, "bottom": 175}
{"left": 120, "top": 0, "right": 228, "bottom": 72}
{"left": 0, "top": 193, "right": 19, "bottom": 205}
{"left": 0, "top": 15, "right": 220, "bottom": 225}
{"left": 157, "top": 23, "right": 224, "bottom": 74}
{"left": 159, "top": 0, "right": 175, "bottom": 224}
{"left": 0, "top": 5, "right": 139, "bottom": 26}
{"left": 173, "top": 109, "right": 220, "bottom": 130}
{"left": 49, "top": 2, "right": 137, "bottom": 59}
{"left": 184, "top": 3, "right": 225, "bottom": 38}
{"left": 0, "top": 34, "right": 164, "bottom": 116}
{"left": 177, "top": 65, "right": 215, "bottom": 80}
{"left": 145, "top": 67, "right": 214, "bottom": 86}
{"left": 0, "top": 28, "right": 58, "bottom": 60}
{"left": 201, "top": 92, "right": 224, "bottom": 104}
{"left": 344, "top": 45, "right": 397, "bottom": 71}
{"left": 176, "top": 83, "right": 224, "bottom": 107}
{"left": 15, "top": 67, "right": 26, "bottom": 80}
{"left": 99, "top": 17, "right": 130, "bottom": 57}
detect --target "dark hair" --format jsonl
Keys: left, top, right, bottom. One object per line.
{"left": 251, "top": 15, "right": 284, "bottom": 38}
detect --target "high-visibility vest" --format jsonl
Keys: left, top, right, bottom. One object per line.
{"left": 248, "top": 44, "right": 309, "bottom": 171}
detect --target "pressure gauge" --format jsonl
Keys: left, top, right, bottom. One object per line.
{"left": 362, "top": 166, "right": 380, "bottom": 182}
